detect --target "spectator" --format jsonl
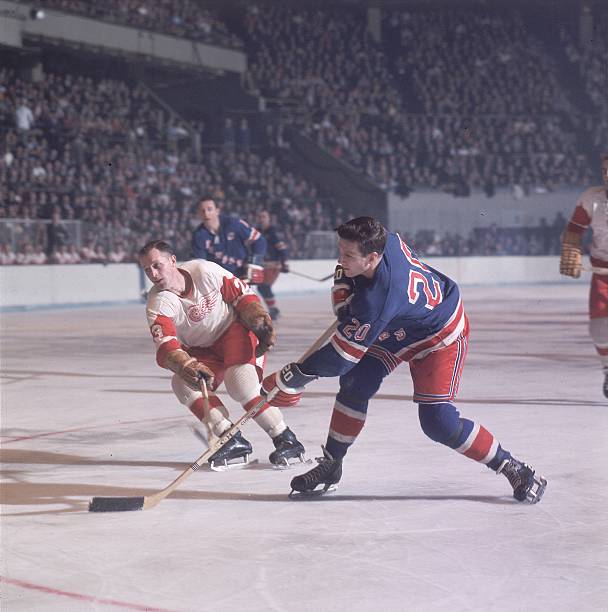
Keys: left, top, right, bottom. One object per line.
{"left": 15, "top": 99, "right": 34, "bottom": 131}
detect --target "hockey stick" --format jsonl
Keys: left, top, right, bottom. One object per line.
{"left": 583, "top": 266, "right": 608, "bottom": 275}
{"left": 88, "top": 320, "right": 338, "bottom": 512}
{"left": 199, "top": 376, "right": 218, "bottom": 446}
{"left": 289, "top": 270, "right": 334, "bottom": 282}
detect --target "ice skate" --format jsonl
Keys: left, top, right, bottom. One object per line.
{"left": 268, "top": 306, "right": 280, "bottom": 320}
{"left": 269, "top": 427, "right": 307, "bottom": 468}
{"left": 289, "top": 446, "right": 342, "bottom": 497}
{"left": 497, "top": 457, "right": 547, "bottom": 503}
{"left": 208, "top": 431, "right": 253, "bottom": 471}
{"left": 603, "top": 373, "right": 608, "bottom": 399}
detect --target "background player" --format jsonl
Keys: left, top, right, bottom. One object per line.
{"left": 560, "top": 153, "right": 608, "bottom": 397}
{"left": 256, "top": 209, "right": 290, "bottom": 320}
{"left": 139, "top": 239, "right": 305, "bottom": 469}
{"left": 261, "top": 217, "right": 546, "bottom": 502}
{"left": 192, "top": 196, "right": 266, "bottom": 286}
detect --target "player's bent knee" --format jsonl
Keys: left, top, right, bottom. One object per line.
{"left": 224, "top": 364, "right": 260, "bottom": 405}
{"left": 339, "top": 367, "right": 383, "bottom": 402}
{"left": 418, "top": 402, "right": 461, "bottom": 444}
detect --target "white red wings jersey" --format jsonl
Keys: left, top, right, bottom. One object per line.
{"left": 567, "top": 186, "right": 608, "bottom": 264}
{"left": 145, "top": 259, "right": 258, "bottom": 368}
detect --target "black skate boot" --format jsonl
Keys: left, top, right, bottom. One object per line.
{"left": 268, "top": 306, "right": 280, "bottom": 320}
{"left": 208, "top": 431, "right": 253, "bottom": 471}
{"left": 603, "top": 373, "right": 608, "bottom": 399}
{"left": 289, "top": 446, "right": 342, "bottom": 497}
{"left": 497, "top": 457, "right": 547, "bottom": 503}
{"left": 269, "top": 427, "right": 306, "bottom": 468}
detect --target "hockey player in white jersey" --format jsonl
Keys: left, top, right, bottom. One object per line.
{"left": 138, "top": 239, "right": 305, "bottom": 469}
{"left": 560, "top": 153, "right": 608, "bottom": 397}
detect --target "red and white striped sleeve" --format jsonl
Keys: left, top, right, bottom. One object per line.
{"left": 220, "top": 274, "right": 260, "bottom": 315}
{"left": 145, "top": 293, "right": 181, "bottom": 369}
{"left": 567, "top": 188, "right": 593, "bottom": 234}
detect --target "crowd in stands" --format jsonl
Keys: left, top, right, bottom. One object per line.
{"left": 2, "top": 3, "right": 604, "bottom": 266}
{"left": 403, "top": 212, "right": 569, "bottom": 258}
{"left": 38, "top": 0, "right": 243, "bottom": 49}
{"left": 0, "top": 66, "right": 336, "bottom": 264}
{"left": 559, "top": 8, "right": 608, "bottom": 152}
{"left": 244, "top": 4, "right": 597, "bottom": 195}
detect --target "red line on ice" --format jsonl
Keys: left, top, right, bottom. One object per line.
{"left": 0, "top": 576, "right": 181, "bottom": 611}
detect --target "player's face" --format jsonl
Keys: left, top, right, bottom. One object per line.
{"left": 198, "top": 200, "right": 220, "bottom": 229}
{"left": 338, "top": 238, "right": 377, "bottom": 278}
{"left": 257, "top": 211, "right": 270, "bottom": 229}
{"left": 140, "top": 249, "right": 178, "bottom": 291}
{"left": 602, "top": 159, "right": 608, "bottom": 187}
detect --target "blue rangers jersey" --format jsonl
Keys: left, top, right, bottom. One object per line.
{"left": 301, "top": 232, "right": 465, "bottom": 377}
{"left": 260, "top": 225, "right": 289, "bottom": 263}
{"left": 192, "top": 213, "right": 267, "bottom": 276}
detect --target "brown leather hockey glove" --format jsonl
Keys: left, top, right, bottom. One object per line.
{"left": 239, "top": 300, "right": 276, "bottom": 357}
{"left": 165, "top": 349, "right": 214, "bottom": 390}
{"left": 560, "top": 230, "right": 582, "bottom": 278}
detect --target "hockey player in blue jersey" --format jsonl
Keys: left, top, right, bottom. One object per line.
{"left": 256, "top": 209, "right": 290, "bottom": 320}
{"left": 261, "top": 216, "right": 546, "bottom": 503}
{"left": 192, "top": 197, "right": 267, "bottom": 285}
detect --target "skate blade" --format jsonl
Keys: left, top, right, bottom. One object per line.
{"left": 271, "top": 454, "right": 313, "bottom": 471}
{"left": 526, "top": 474, "right": 547, "bottom": 504}
{"left": 288, "top": 484, "right": 337, "bottom": 498}
{"left": 209, "top": 456, "right": 256, "bottom": 472}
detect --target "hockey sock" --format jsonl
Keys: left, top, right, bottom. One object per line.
{"left": 249, "top": 399, "right": 286, "bottom": 439}
{"left": 418, "top": 402, "right": 511, "bottom": 469}
{"left": 225, "top": 364, "right": 287, "bottom": 438}
{"left": 189, "top": 394, "right": 231, "bottom": 437}
{"left": 325, "top": 397, "right": 367, "bottom": 460}
{"left": 324, "top": 357, "right": 385, "bottom": 459}
{"left": 589, "top": 317, "right": 608, "bottom": 370}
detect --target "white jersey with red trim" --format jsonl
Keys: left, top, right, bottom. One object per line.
{"left": 568, "top": 186, "right": 608, "bottom": 262}
{"left": 145, "top": 259, "right": 256, "bottom": 362}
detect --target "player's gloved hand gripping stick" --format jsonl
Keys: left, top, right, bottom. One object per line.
{"left": 88, "top": 320, "right": 338, "bottom": 512}
{"left": 261, "top": 363, "right": 318, "bottom": 407}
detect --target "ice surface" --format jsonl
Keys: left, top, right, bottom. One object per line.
{"left": 1, "top": 285, "right": 607, "bottom": 611}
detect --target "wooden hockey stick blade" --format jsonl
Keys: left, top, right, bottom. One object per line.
{"left": 88, "top": 321, "right": 338, "bottom": 513}
{"left": 88, "top": 394, "right": 273, "bottom": 512}
{"left": 289, "top": 270, "right": 334, "bottom": 282}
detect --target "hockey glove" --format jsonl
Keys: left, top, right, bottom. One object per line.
{"left": 241, "top": 264, "right": 264, "bottom": 285}
{"left": 560, "top": 229, "right": 582, "bottom": 278}
{"left": 261, "top": 363, "right": 318, "bottom": 408}
{"left": 331, "top": 264, "right": 355, "bottom": 319}
{"left": 242, "top": 256, "right": 265, "bottom": 285}
{"left": 165, "top": 349, "right": 215, "bottom": 391}
{"left": 238, "top": 300, "right": 276, "bottom": 357}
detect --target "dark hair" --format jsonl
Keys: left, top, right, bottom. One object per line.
{"left": 335, "top": 217, "right": 387, "bottom": 256}
{"left": 198, "top": 195, "right": 218, "bottom": 206}
{"left": 138, "top": 239, "right": 174, "bottom": 259}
